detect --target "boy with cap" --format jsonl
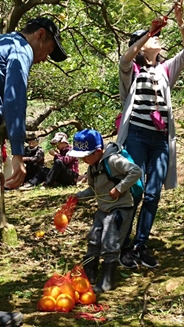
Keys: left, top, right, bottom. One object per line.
{"left": 68, "top": 129, "right": 142, "bottom": 293}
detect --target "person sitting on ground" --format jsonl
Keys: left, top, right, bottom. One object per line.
{"left": 20, "top": 132, "right": 79, "bottom": 189}
{"left": 68, "top": 129, "right": 142, "bottom": 293}
{"left": 22, "top": 137, "right": 45, "bottom": 184}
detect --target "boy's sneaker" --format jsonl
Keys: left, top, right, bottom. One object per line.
{"left": 119, "top": 247, "right": 139, "bottom": 268}
{"left": 134, "top": 244, "right": 159, "bottom": 268}
{"left": 0, "top": 311, "right": 23, "bottom": 327}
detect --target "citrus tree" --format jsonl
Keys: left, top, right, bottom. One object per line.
{"left": 1, "top": 0, "right": 183, "bottom": 142}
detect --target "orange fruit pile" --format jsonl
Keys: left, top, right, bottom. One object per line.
{"left": 38, "top": 275, "right": 96, "bottom": 312}
{"left": 71, "top": 276, "right": 96, "bottom": 305}
{"left": 38, "top": 283, "right": 75, "bottom": 312}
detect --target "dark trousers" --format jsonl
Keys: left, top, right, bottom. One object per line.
{"left": 24, "top": 163, "right": 42, "bottom": 183}
{"left": 29, "top": 159, "right": 78, "bottom": 187}
{"left": 29, "top": 166, "right": 50, "bottom": 186}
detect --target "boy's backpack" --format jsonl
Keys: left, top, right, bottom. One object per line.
{"left": 90, "top": 148, "right": 144, "bottom": 197}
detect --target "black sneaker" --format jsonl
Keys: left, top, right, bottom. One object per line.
{"left": 119, "top": 247, "right": 139, "bottom": 268}
{"left": 134, "top": 245, "right": 159, "bottom": 268}
{"left": 0, "top": 311, "right": 23, "bottom": 327}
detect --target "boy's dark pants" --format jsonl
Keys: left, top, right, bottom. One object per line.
{"left": 86, "top": 207, "right": 133, "bottom": 262}
{"left": 84, "top": 207, "right": 133, "bottom": 291}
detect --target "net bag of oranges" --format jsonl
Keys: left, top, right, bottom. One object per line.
{"left": 70, "top": 261, "right": 96, "bottom": 306}
{"left": 37, "top": 260, "right": 96, "bottom": 313}
{"left": 54, "top": 195, "right": 78, "bottom": 232}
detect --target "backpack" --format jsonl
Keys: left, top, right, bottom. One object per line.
{"left": 90, "top": 148, "right": 144, "bottom": 197}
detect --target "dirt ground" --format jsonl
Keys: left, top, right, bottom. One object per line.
{"left": 0, "top": 133, "right": 184, "bottom": 327}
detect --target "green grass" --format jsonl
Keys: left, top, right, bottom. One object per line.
{"left": 0, "top": 182, "right": 184, "bottom": 327}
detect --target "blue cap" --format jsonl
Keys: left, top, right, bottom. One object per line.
{"left": 68, "top": 129, "right": 104, "bottom": 158}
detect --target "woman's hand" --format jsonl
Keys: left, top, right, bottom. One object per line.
{"left": 174, "top": 0, "right": 183, "bottom": 26}
{"left": 149, "top": 17, "right": 168, "bottom": 37}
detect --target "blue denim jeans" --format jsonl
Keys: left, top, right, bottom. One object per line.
{"left": 123, "top": 124, "right": 169, "bottom": 247}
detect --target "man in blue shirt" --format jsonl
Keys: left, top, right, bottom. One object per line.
{"left": 0, "top": 17, "right": 67, "bottom": 189}
{"left": 0, "top": 17, "right": 67, "bottom": 327}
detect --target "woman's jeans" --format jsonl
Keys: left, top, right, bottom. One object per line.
{"left": 123, "top": 124, "right": 169, "bottom": 248}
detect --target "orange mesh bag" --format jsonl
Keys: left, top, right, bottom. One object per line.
{"left": 70, "top": 260, "right": 96, "bottom": 305}
{"left": 54, "top": 195, "right": 78, "bottom": 232}
{"left": 37, "top": 271, "right": 75, "bottom": 312}
{"left": 37, "top": 259, "right": 96, "bottom": 313}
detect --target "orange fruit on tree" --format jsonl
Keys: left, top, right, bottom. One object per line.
{"left": 55, "top": 293, "right": 75, "bottom": 312}
{"left": 39, "top": 295, "right": 56, "bottom": 311}
{"left": 71, "top": 276, "right": 90, "bottom": 293}
{"left": 43, "top": 285, "right": 61, "bottom": 299}
{"left": 74, "top": 291, "right": 80, "bottom": 303}
{"left": 80, "top": 291, "right": 96, "bottom": 305}
{"left": 54, "top": 212, "right": 68, "bottom": 229}
{"left": 59, "top": 282, "right": 75, "bottom": 301}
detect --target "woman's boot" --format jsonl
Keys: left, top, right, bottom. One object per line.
{"left": 93, "top": 261, "right": 117, "bottom": 293}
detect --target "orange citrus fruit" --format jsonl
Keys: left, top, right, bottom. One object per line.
{"left": 59, "top": 282, "right": 75, "bottom": 301}
{"left": 54, "top": 213, "right": 68, "bottom": 229}
{"left": 74, "top": 291, "right": 80, "bottom": 303}
{"left": 80, "top": 291, "right": 96, "bottom": 305}
{"left": 71, "top": 276, "right": 90, "bottom": 293}
{"left": 43, "top": 286, "right": 61, "bottom": 299}
{"left": 55, "top": 293, "right": 75, "bottom": 312}
{"left": 39, "top": 296, "right": 56, "bottom": 311}
{"left": 35, "top": 230, "right": 45, "bottom": 237}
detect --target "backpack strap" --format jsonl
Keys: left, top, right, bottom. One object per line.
{"left": 89, "top": 166, "right": 106, "bottom": 179}
{"left": 89, "top": 158, "right": 120, "bottom": 185}
{"left": 103, "top": 158, "right": 120, "bottom": 185}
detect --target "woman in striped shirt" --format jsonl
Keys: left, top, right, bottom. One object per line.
{"left": 117, "top": 0, "right": 184, "bottom": 269}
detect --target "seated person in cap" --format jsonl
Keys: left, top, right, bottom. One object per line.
{"left": 67, "top": 129, "right": 142, "bottom": 293}
{"left": 20, "top": 132, "right": 79, "bottom": 189}
{"left": 22, "top": 137, "right": 45, "bottom": 184}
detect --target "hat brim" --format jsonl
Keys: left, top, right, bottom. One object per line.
{"left": 50, "top": 136, "right": 69, "bottom": 144}
{"left": 50, "top": 35, "right": 67, "bottom": 62}
{"left": 67, "top": 149, "right": 95, "bottom": 158}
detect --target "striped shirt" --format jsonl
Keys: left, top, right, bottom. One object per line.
{"left": 130, "top": 65, "right": 168, "bottom": 131}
